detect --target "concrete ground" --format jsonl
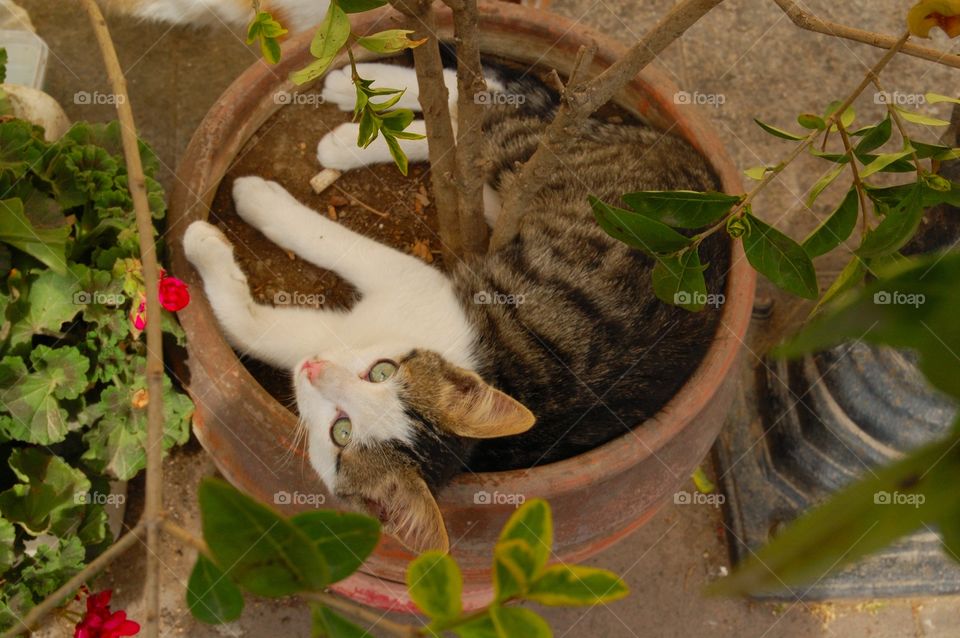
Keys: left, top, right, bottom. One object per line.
{"left": 17, "top": 0, "right": 960, "bottom": 635}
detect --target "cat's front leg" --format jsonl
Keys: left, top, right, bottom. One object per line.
{"left": 316, "top": 120, "right": 429, "bottom": 171}
{"left": 182, "top": 221, "right": 342, "bottom": 368}
{"left": 321, "top": 63, "right": 457, "bottom": 113}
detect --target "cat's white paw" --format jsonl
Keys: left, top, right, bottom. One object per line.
{"left": 317, "top": 124, "right": 366, "bottom": 171}
{"left": 183, "top": 221, "right": 233, "bottom": 270}
{"left": 232, "top": 176, "right": 296, "bottom": 231}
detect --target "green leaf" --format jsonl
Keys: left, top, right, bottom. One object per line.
{"left": 199, "top": 477, "right": 329, "bottom": 597}
{"left": 290, "top": 510, "right": 381, "bottom": 583}
{"left": 0, "top": 198, "right": 69, "bottom": 275}
{"left": 710, "top": 431, "right": 960, "bottom": 596}
{"left": 805, "top": 163, "right": 845, "bottom": 207}
{"left": 187, "top": 554, "right": 244, "bottom": 624}
{"left": 924, "top": 92, "right": 960, "bottom": 105}
{"left": 911, "top": 141, "right": 960, "bottom": 161}
{"left": 859, "top": 148, "right": 916, "bottom": 179}
{"left": 651, "top": 248, "right": 709, "bottom": 311}
{"left": 489, "top": 606, "right": 551, "bottom": 638}
{"left": 338, "top": 0, "right": 388, "bottom": 12}
{"left": 797, "top": 113, "right": 825, "bottom": 130}
{"left": 246, "top": 11, "right": 289, "bottom": 64}
{"left": 854, "top": 116, "right": 892, "bottom": 154}
{"left": 744, "top": 166, "right": 770, "bottom": 181}
{"left": 775, "top": 251, "right": 960, "bottom": 398}
{"left": 0, "top": 517, "right": 15, "bottom": 572}
{"left": 0, "top": 448, "right": 89, "bottom": 536}
{"left": 893, "top": 105, "right": 949, "bottom": 127}
{"left": 824, "top": 100, "right": 855, "bottom": 131}
{"left": 742, "top": 212, "right": 818, "bottom": 299}
{"left": 939, "top": 509, "right": 960, "bottom": 564}
{"left": 357, "top": 109, "right": 380, "bottom": 147}
{"left": 802, "top": 187, "right": 859, "bottom": 258}
{"left": 7, "top": 264, "right": 88, "bottom": 351}
{"left": 383, "top": 133, "right": 408, "bottom": 176}
{"left": 0, "top": 48, "right": 6, "bottom": 84}
{"left": 311, "top": 604, "right": 370, "bottom": 637}
{"left": 498, "top": 499, "right": 552, "bottom": 575}
{"left": 621, "top": 190, "right": 740, "bottom": 229}
{"left": 406, "top": 550, "right": 462, "bottom": 620}
{"left": 856, "top": 182, "right": 924, "bottom": 258}
{"left": 754, "top": 118, "right": 806, "bottom": 141}
{"left": 493, "top": 539, "right": 538, "bottom": 601}
{"left": 291, "top": 3, "right": 350, "bottom": 85}
{"left": 810, "top": 256, "right": 867, "bottom": 315}
{"left": 526, "top": 564, "right": 629, "bottom": 606}
{"left": 454, "top": 614, "right": 498, "bottom": 638}
{"left": 356, "top": 29, "right": 425, "bottom": 54}
{"left": 0, "top": 347, "right": 90, "bottom": 445}
{"left": 589, "top": 197, "right": 691, "bottom": 254}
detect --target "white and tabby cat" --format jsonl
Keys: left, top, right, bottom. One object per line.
{"left": 183, "top": 59, "right": 727, "bottom": 552}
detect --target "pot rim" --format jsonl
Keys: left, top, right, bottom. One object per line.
{"left": 169, "top": 1, "right": 754, "bottom": 513}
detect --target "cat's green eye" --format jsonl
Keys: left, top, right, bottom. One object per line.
{"left": 367, "top": 360, "right": 398, "bottom": 383}
{"left": 331, "top": 417, "right": 352, "bottom": 447}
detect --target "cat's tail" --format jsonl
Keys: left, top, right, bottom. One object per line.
{"left": 98, "top": 0, "right": 330, "bottom": 31}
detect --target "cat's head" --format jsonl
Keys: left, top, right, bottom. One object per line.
{"left": 293, "top": 348, "right": 535, "bottom": 553}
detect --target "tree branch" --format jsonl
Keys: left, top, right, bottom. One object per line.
{"left": 442, "top": 0, "right": 489, "bottom": 254}
{"left": 773, "top": 0, "right": 960, "bottom": 70}
{"left": 491, "top": 0, "right": 726, "bottom": 249}
{"left": 388, "top": 0, "right": 462, "bottom": 261}
{"left": 0, "top": 524, "right": 146, "bottom": 638}
{"left": 79, "top": 2, "right": 165, "bottom": 637}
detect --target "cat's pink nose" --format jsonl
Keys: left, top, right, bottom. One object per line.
{"left": 301, "top": 359, "right": 327, "bottom": 382}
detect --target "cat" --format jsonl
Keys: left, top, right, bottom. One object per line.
{"left": 183, "top": 59, "right": 729, "bottom": 553}
{"left": 97, "top": 0, "right": 329, "bottom": 29}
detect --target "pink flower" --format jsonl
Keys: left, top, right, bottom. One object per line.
{"left": 158, "top": 273, "right": 190, "bottom": 312}
{"left": 130, "top": 298, "right": 146, "bottom": 332}
{"left": 74, "top": 589, "right": 140, "bottom": 638}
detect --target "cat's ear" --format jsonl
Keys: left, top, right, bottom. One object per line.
{"left": 382, "top": 469, "right": 449, "bottom": 554}
{"left": 443, "top": 372, "right": 536, "bottom": 439}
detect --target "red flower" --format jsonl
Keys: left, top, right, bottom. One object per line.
{"left": 158, "top": 273, "right": 190, "bottom": 312}
{"left": 130, "top": 298, "right": 146, "bottom": 332}
{"left": 74, "top": 589, "right": 140, "bottom": 638}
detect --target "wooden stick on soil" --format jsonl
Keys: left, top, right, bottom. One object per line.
{"left": 442, "top": 0, "right": 489, "bottom": 255}
{"left": 490, "top": 0, "right": 727, "bottom": 250}
{"left": 79, "top": 2, "right": 166, "bottom": 637}
{"left": 774, "top": 0, "right": 960, "bottom": 70}
{"left": 388, "top": 0, "right": 463, "bottom": 261}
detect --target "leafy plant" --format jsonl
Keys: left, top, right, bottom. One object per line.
{"left": 0, "top": 118, "right": 193, "bottom": 630}
{"left": 187, "top": 478, "right": 629, "bottom": 636}
{"left": 250, "top": 0, "right": 426, "bottom": 175}
{"left": 712, "top": 250, "right": 960, "bottom": 595}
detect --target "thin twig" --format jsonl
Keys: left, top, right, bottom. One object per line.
{"left": 159, "top": 519, "right": 210, "bottom": 555}
{"left": 388, "top": 0, "right": 462, "bottom": 261}
{"left": 837, "top": 121, "right": 871, "bottom": 237}
{"left": 331, "top": 183, "right": 390, "bottom": 218}
{"left": 491, "top": 0, "right": 726, "bottom": 249}
{"left": 79, "top": 2, "right": 165, "bottom": 637}
{"left": 773, "top": 0, "right": 960, "bottom": 70}
{"left": 0, "top": 524, "right": 147, "bottom": 638}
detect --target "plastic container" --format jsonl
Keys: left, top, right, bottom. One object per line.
{"left": 0, "top": 29, "right": 48, "bottom": 88}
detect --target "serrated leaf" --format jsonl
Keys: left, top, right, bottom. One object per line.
{"left": 857, "top": 182, "right": 925, "bottom": 258}
{"left": 589, "top": 197, "right": 691, "bottom": 254}
{"left": 805, "top": 163, "right": 845, "bottom": 207}
{"left": 489, "top": 606, "right": 551, "bottom": 638}
{"left": 187, "top": 554, "right": 244, "bottom": 624}
{"left": 526, "top": 564, "right": 629, "bottom": 606}
{"left": 199, "top": 477, "right": 329, "bottom": 597}
{"left": 754, "top": 119, "right": 806, "bottom": 141}
{"left": 290, "top": 510, "right": 380, "bottom": 583}
{"left": 497, "top": 499, "right": 552, "bottom": 575}
{"left": 0, "top": 198, "right": 69, "bottom": 274}
{"left": 621, "top": 190, "right": 740, "bottom": 229}
{"left": 802, "top": 187, "right": 859, "bottom": 258}
{"left": 651, "top": 248, "right": 708, "bottom": 311}
{"left": 407, "top": 551, "right": 462, "bottom": 620}
{"left": 742, "top": 212, "right": 818, "bottom": 299}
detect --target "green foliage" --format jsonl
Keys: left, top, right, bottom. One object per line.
{"left": 191, "top": 488, "right": 629, "bottom": 636}
{"left": 250, "top": 0, "right": 425, "bottom": 174}
{"left": 0, "top": 118, "right": 192, "bottom": 631}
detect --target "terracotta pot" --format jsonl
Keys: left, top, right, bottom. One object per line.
{"left": 168, "top": 1, "right": 755, "bottom": 612}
